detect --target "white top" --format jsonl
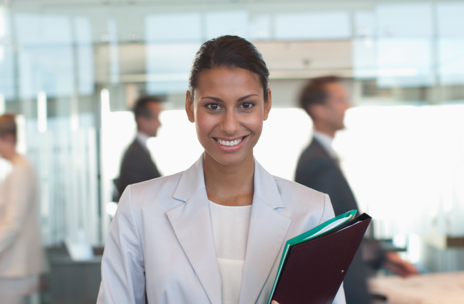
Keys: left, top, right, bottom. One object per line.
{"left": 208, "top": 200, "right": 252, "bottom": 304}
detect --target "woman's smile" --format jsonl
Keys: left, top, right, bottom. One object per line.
{"left": 213, "top": 135, "right": 250, "bottom": 152}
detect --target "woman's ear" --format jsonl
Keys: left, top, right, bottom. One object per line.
{"left": 263, "top": 88, "right": 272, "bottom": 121}
{"left": 185, "top": 91, "right": 195, "bottom": 123}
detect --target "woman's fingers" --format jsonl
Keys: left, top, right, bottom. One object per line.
{"left": 271, "top": 301, "right": 280, "bottom": 304}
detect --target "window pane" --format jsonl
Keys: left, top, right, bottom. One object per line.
{"left": 15, "top": 14, "right": 74, "bottom": 98}
{"left": 376, "top": 3, "right": 433, "bottom": 37}
{"left": 275, "top": 11, "right": 351, "bottom": 40}
{"left": 145, "top": 43, "right": 200, "bottom": 94}
{"left": 437, "top": 2, "right": 464, "bottom": 37}
{"left": 145, "top": 13, "right": 202, "bottom": 43}
{"left": 205, "top": 11, "right": 249, "bottom": 40}
{"left": 377, "top": 38, "right": 433, "bottom": 87}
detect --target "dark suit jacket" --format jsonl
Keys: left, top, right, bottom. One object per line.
{"left": 115, "top": 139, "right": 161, "bottom": 201}
{"left": 295, "top": 137, "right": 382, "bottom": 304}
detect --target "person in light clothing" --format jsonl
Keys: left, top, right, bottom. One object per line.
{"left": 0, "top": 114, "right": 44, "bottom": 304}
{"left": 97, "top": 36, "right": 346, "bottom": 304}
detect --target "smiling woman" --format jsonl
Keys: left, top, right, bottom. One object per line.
{"left": 97, "top": 36, "right": 346, "bottom": 304}
{"left": 186, "top": 68, "right": 270, "bottom": 170}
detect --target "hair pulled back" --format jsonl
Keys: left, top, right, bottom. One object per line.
{"left": 189, "top": 35, "right": 270, "bottom": 101}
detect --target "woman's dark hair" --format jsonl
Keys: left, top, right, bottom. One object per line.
{"left": 188, "top": 35, "right": 270, "bottom": 101}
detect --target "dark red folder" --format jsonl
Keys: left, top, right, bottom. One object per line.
{"left": 271, "top": 213, "right": 371, "bottom": 304}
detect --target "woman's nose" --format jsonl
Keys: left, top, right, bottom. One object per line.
{"left": 220, "top": 110, "right": 239, "bottom": 135}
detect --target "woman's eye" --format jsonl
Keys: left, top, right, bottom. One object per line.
{"left": 206, "top": 103, "right": 221, "bottom": 110}
{"left": 241, "top": 102, "right": 254, "bottom": 109}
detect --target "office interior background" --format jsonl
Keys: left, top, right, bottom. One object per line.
{"left": 1, "top": 0, "right": 464, "bottom": 302}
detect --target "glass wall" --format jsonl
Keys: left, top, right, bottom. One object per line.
{"left": 1, "top": 0, "right": 464, "bottom": 271}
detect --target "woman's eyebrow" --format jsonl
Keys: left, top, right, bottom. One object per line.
{"left": 237, "top": 94, "right": 259, "bottom": 102}
{"left": 201, "top": 96, "right": 223, "bottom": 102}
{"left": 200, "top": 94, "right": 258, "bottom": 102}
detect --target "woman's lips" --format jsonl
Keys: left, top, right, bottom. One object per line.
{"left": 213, "top": 135, "right": 249, "bottom": 152}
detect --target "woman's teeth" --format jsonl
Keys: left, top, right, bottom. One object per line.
{"left": 217, "top": 138, "right": 243, "bottom": 147}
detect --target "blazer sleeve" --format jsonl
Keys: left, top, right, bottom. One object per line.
{"left": 319, "top": 194, "right": 347, "bottom": 304}
{"left": 0, "top": 166, "right": 32, "bottom": 255}
{"left": 97, "top": 185, "right": 146, "bottom": 304}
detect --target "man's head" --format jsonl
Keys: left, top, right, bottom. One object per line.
{"left": 0, "top": 114, "right": 17, "bottom": 159}
{"left": 133, "top": 96, "right": 163, "bottom": 137}
{"left": 299, "top": 76, "right": 351, "bottom": 137}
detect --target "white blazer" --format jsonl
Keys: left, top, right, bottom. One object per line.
{"left": 97, "top": 155, "right": 346, "bottom": 304}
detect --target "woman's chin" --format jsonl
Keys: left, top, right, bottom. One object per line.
{"left": 206, "top": 149, "right": 253, "bottom": 167}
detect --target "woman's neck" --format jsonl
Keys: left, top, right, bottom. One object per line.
{"left": 203, "top": 151, "right": 255, "bottom": 207}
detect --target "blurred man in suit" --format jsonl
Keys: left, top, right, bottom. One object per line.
{"left": 0, "top": 114, "right": 44, "bottom": 304}
{"left": 114, "top": 96, "right": 163, "bottom": 200}
{"left": 295, "top": 76, "right": 417, "bottom": 304}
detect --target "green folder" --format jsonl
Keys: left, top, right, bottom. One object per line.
{"left": 267, "top": 209, "right": 358, "bottom": 304}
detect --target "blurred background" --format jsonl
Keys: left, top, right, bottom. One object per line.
{"left": 0, "top": 0, "right": 464, "bottom": 303}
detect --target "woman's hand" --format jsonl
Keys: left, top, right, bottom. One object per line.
{"left": 271, "top": 301, "right": 280, "bottom": 304}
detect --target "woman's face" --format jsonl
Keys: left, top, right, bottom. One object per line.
{"left": 186, "top": 68, "right": 272, "bottom": 166}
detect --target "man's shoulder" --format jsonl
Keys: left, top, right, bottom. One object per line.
{"left": 295, "top": 140, "right": 341, "bottom": 186}
{"left": 124, "top": 139, "right": 144, "bottom": 154}
{"left": 297, "top": 142, "right": 334, "bottom": 171}
{"left": 300, "top": 139, "right": 330, "bottom": 160}
{"left": 121, "top": 139, "right": 150, "bottom": 162}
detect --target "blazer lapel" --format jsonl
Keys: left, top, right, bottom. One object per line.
{"left": 239, "top": 160, "right": 292, "bottom": 304}
{"left": 167, "top": 155, "right": 222, "bottom": 304}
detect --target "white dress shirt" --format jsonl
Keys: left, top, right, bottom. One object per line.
{"left": 136, "top": 131, "right": 149, "bottom": 151}
{"left": 209, "top": 201, "right": 252, "bottom": 304}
